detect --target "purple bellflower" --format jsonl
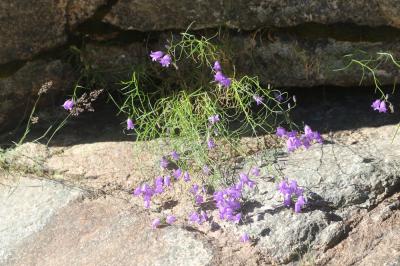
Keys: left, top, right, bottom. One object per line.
{"left": 160, "top": 157, "right": 169, "bottom": 169}
{"left": 150, "top": 51, "right": 164, "bottom": 62}
{"left": 253, "top": 95, "right": 264, "bottom": 105}
{"left": 241, "top": 233, "right": 250, "bottom": 243}
{"left": 213, "top": 61, "right": 222, "bottom": 72}
{"left": 127, "top": 118, "right": 135, "bottom": 130}
{"left": 62, "top": 99, "right": 74, "bottom": 111}
{"left": 207, "top": 138, "right": 216, "bottom": 149}
{"left": 278, "top": 179, "right": 306, "bottom": 213}
{"left": 251, "top": 167, "right": 260, "bottom": 177}
{"left": 160, "top": 54, "right": 172, "bottom": 67}
{"left": 371, "top": 99, "right": 387, "bottom": 113}
{"left": 166, "top": 215, "right": 176, "bottom": 225}
{"left": 170, "top": 151, "right": 180, "bottom": 161}
{"left": 151, "top": 218, "right": 161, "bottom": 229}
{"left": 173, "top": 168, "right": 182, "bottom": 180}
{"left": 183, "top": 171, "right": 191, "bottom": 182}
{"left": 208, "top": 114, "right": 220, "bottom": 124}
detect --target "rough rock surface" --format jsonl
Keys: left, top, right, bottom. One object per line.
{"left": 0, "top": 0, "right": 68, "bottom": 64}
{"left": 104, "top": 0, "right": 400, "bottom": 31}
{"left": 1, "top": 123, "right": 399, "bottom": 265}
{"left": 233, "top": 35, "right": 400, "bottom": 87}
{"left": 0, "top": 0, "right": 107, "bottom": 65}
{"left": 67, "top": 0, "right": 107, "bottom": 29}
{"left": 229, "top": 125, "right": 400, "bottom": 263}
{"left": 317, "top": 192, "right": 400, "bottom": 265}
{"left": 3, "top": 0, "right": 400, "bottom": 132}
{"left": 0, "top": 176, "right": 82, "bottom": 265}
{"left": 5, "top": 198, "right": 214, "bottom": 266}
{"left": 82, "top": 36, "right": 400, "bottom": 88}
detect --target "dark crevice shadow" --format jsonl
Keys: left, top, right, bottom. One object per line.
{"left": 1, "top": 86, "right": 400, "bottom": 148}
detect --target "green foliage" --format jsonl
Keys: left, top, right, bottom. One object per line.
{"left": 111, "top": 30, "right": 293, "bottom": 183}
{"left": 337, "top": 51, "right": 400, "bottom": 140}
{"left": 336, "top": 51, "right": 399, "bottom": 103}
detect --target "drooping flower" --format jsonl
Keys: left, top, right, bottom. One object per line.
{"left": 312, "top": 131, "right": 323, "bottom": 144}
{"left": 214, "top": 71, "right": 231, "bottom": 88}
{"left": 164, "top": 175, "right": 171, "bottom": 187}
{"left": 253, "top": 95, "right": 264, "bottom": 105}
{"left": 295, "top": 196, "right": 306, "bottom": 213}
{"left": 378, "top": 101, "right": 387, "bottom": 113}
{"left": 286, "top": 130, "right": 298, "bottom": 138}
{"left": 173, "top": 168, "right": 182, "bottom": 180}
{"left": 133, "top": 186, "right": 141, "bottom": 196}
{"left": 140, "top": 183, "right": 155, "bottom": 208}
{"left": 202, "top": 165, "right": 211, "bottom": 176}
{"left": 160, "top": 54, "right": 172, "bottom": 67}
{"left": 160, "top": 157, "right": 169, "bottom": 169}
{"left": 276, "top": 127, "right": 287, "bottom": 138}
{"left": 62, "top": 99, "right": 74, "bottom": 111}
{"left": 151, "top": 218, "right": 161, "bottom": 229}
{"left": 287, "top": 136, "right": 302, "bottom": 152}
{"left": 214, "top": 184, "right": 243, "bottom": 222}
{"left": 166, "top": 215, "right": 177, "bottom": 225}
{"left": 304, "top": 125, "right": 313, "bottom": 137}
{"left": 207, "top": 138, "right": 216, "bottom": 149}
{"left": 183, "top": 171, "right": 190, "bottom": 182}
{"left": 241, "top": 233, "right": 250, "bottom": 243}
{"left": 208, "top": 114, "right": 220, "bottom": 124}
{"left": 170, "top": 151, "right": 180, "bottom": 161}
{"left": 277, "top": 125, "right": 322, "bottom": 152}
{"left": 213, "top": 61, "right": 222, "bottom": 72}
{"left": 126, "top": 118, "right": 135, "bottom": 130}
{"left": 371, "top": 99, "right": 381, "bottom": 110}
{"left": 239, "top": 173, "right": 255, "bottom": 189}
{"left": 233, "top": 213, "right": 241, "bottom": 223}
{"left": 154, "top": 176, "right": 164, "bottom": 194}
{"left": 214, "top": 71, "right": 225, "bottom": 83}
{"left": 371, "top": 99, "right": 387, "bottom": 113}
{"left": 278, "top": 180, "right": 289, "bottom": 194}
{"left": 251, "top": 167, "right": 260, "bottom": 176}
{"left": 190, "top": 184, "right": 199, "bottom": 195}
{"left": 274, "top": 92, "right": 284, "bottom": 102}
{"left": 195, "top": 195, "right": 204, "bottom": 205}
{"left": 189, "top": 211, "right": 208, "bottom": 225}
{"left": 150, "top": 51, "right": 164, "bottom": 62}
{"left": 284, "top": 193, "right": 292, "bottom": 207}
{"left": 278, "top": 179, "right": 306, "bottom": 212}
{"left": 219, "top": 76, "right": 231, "bottom": 88}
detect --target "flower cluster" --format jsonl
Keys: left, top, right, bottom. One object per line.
{"left": 276, "top": 125, "right": 323, "bottom": 152}
{"left": 213, "top": 172, "right": 255, "bottom": 223}
{"left": 371, "top": 99, "right": 387, "bottom": 113}
{"left": 189, "top": 210, "right": 209, "bottom": 225}
{"left": 150, "top": 51, "right": 172, "bottom": 68}
{"left": 134, "top": 152, "right": 186, "bottom": 208}
{"left": 278, "top": 179, "right": 306, "bottom": 213}
{"left": 134, "top": 151, "right": 211, "bottom": 229}
{"left": 212, "top": 61, "right": 231, "bottom": 88}
{"left": 133, "top": 178, "right": 172, "bottom": 209}
{"left": 62, "top": 90, "right": 103, "bottom": 116}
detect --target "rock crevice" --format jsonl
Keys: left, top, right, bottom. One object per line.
{"left": 2, "top": 1, "right": 400, "bottom": 131}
